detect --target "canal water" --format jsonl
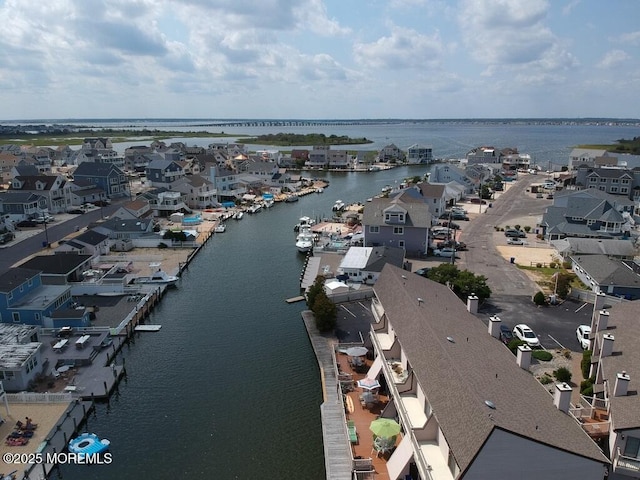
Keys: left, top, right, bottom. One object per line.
{"left": 59, "top": 167, "right": 423, "bottom": 480}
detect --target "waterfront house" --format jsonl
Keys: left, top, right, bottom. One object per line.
{"left": 73, "top": 162, "right": 129, "bottom": 198}
{"left": 0, "top": 191, "right": 47, "bottom": 222}
{"left": 307, "top": 146, "right": 330, "bottom": 169}
{"left": 18, "top": 255, "right": 94, "bottom": 285}
{"left": 570, "top": 255, "right": 640, "bottom": 299}
{"left": 406, "top": 144, "right": 433, "bottom": 164}
{"left": 0, "top": 324, "right": 43, "bottom": 392}
{"left": 170, "top": 175, "right": 218, "bottom": 209}
{"left": 568, "top": 148, "right": 609, "bottom": 170}
{"left": 416, "top": 182, "right": 448, "bottom": 220}
{"left": 92, "top": 217, "right": 155, "bottom": 240}
{"left": 138, "top": 188, "right": 190, "bottom": 217}
{"left": 9, "top": 174, "right": 71, "bottom": 214}
{"left": 337, "top": 246, "right": 405, "bottom": 285}
{"left": 0, "top": 267, "right": 75, "bottom": 327}
{"left": 575, "top": 166, "right": 635, "bottom": 198}
{"left": 466, "top": 145, "right": 500, "bottom": 165}
{"left": 362, "top": 192, "right": 432, "bottom": 258}
{"left": 501, "top": 148, "right": 531, "bottom": 171}
{"left": 364, "top": 264, "right": 609, "bottom": 480}
{"left": 575, "top": 300, "right": 640, "bottom": 477}
{"left": 111, "top": 198, "right": 152, "bottom": 220}
{"left": 327, "top": 149, "right": 351, "bottom": 169}
{"left": 208, "top": 165, "right": 246, "bottom": 202}
{"left": 429, "top": 164, "right": 476, "bottom": 194}
{"left": 379, "top": 144, "right": 404, "bottom": 163}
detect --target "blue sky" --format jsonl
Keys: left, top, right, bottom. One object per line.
{"left": 0, "top": 0, "right": 638, "bottom": 120}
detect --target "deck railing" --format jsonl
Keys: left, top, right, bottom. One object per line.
{"left": 615, "top": 448, "right": 640, "bottom": 474}
{"left": 7, "top": 392, "right": 73, "bottom": 403}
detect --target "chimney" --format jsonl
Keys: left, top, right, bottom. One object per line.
{"left": 516, "top": 345, "right": 532, "bottom": 370}
{"left": 553, "top": 383, "right": 572, "bottom": 413}
{"left": 614, "top": 372, "right": 630, "bottom": 397}
{"left": 596, "top": 310, "right": 609, "bottom": 332}
{"left": 488, "top": 315, "right": 501, "bottom": 338}
{"left": 467, "top": 294, "right": 479, "bottom": 314}
{"left": 600, "top": 333, "right": 615, "bottom": 358}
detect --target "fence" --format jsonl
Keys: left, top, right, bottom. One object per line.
{"left": 328, "top": 289, "right": 375, "bottom": 304}
{"left": 568, "top": 288, "right": 627, "bottom": 306}
{"left": 7, "top": 392, "right": 73, "bottom": 403}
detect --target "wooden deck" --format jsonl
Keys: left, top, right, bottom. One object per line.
{"left": 336, "top": 351, "right": 396, "bottom": 480}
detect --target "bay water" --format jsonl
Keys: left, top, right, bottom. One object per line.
{"left": 57, "top": 122, "right": 640, "bottom": 479}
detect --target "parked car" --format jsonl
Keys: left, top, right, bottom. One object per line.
{"left": 499, "top": 325, "right": 514, "bottom": 345}
{"left": 439, "top": 212, "right": 451, "bottom": 219}
{"left": 546, "top": 194, "right": 554, "bottom": 200}
{"left": 16, "top": 220, "right": 37, "bottom": 228}
{"left": 56, "top": 326, "right": 74, "bottom": 338}
{"left": 93, "top": 200, "right": 111, "bottom": 207}
{"left": 469, "top": 198, "right": 487, "bottom": 204}
{"left": 439, "top": 221, "right": 460, "bottom": 230}
{"left": 414, "top": 268, "right": 430, "bottom": 278}
{"left": 67, "top": 209, "right": 85, "bottom": 215}
{"left": 504, "top": 229, "right": 526, "bottom": 238}
{"left": 436, "top": 240, "right": 467, "bottom": 251}
{"left": 576, "top": 325, "right": 592, "bottom": 350}
{"left": 451, "top": 213, "right": 470, "bottom": 221}
{"left": 34, "top": 215, "right": 55, "bottom": 224}
{"left": 433, "top": 248, "right": 455, "bottom": 257}
{"left": 507, "top": 238, "right": 525, "bottom": 245}
{"left": 513, "top": 324, "right": 540, "bottom": 347}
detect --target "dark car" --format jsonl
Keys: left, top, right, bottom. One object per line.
{"left": 56, "top": 326, "right": 74, "bottom": 338}
{"left": 67, "top": 209, "right": 85, "bottom": 214}
{"left": 414, "top": 268, "right": 430, "bottom": 278}
{"left": 93, "top": 200, "right": 111, "bottom": 207}
{"left": 16, "top": 220, "right": 37, "bottom": 228}
{"left": 451, "top": 214, "right": 470, "bottom": 221}
{"left": 439, "top": 221, "right": 460, "bottom": 230}
{"left": 436, "top": 240, "right": 467, "bottom": 251}
{"left": 469, "top": 198, "right": 487, "bottom": 204}
{"left": 499, "top": 325, "right": 514, "bottom": 345}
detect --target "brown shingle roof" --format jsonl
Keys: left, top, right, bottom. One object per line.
{"left": 374, "top": 265, "right": 609, "bottom": 471}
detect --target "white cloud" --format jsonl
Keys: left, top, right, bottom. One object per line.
{"left": 353, "top": 26, "right": 445, "bottom": 69}
{"left": 612, "top": 31, "right": 640, "bottom": 46}
{"left": 597, "top": 50, "right": 630, "bottom": 69}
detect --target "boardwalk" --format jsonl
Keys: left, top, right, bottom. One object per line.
{"left": 302, "top": 311, "right": 353, "bottom": 480}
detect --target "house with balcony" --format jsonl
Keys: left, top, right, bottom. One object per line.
{"left": 0, "top": 324, "right": 44, "bottom": 392}
{"left": 575, "top": 167, "right": 636, "bottom": 198}
{"left": 569, "top": 255, "right": 640, "bottom": 299}
{"left": 362, "top": 193, "right": 432, "bottom": 258}
{"left": 307, "top": 146, "right": 330, "bottom": 169}
{"left": 540, "top": 191, "right": 630, "bottom": 241}
{"left": 9, "top": 174, "right": 71, "bottom": 214}
{"left": 327, "top": 150, "right": 351, "bottom": 169}
{"left": 364, "top": 264, "right": 609, "bottom": 480}
{"left": 406, "top": 144, "right": 433, "bottom": 164}
{"left": 466, "top": 146, "right": 500, "bottom": 165}
{"left": 501, "top": 148, "right": 531, "bottom": 171}
{"left": 429, "top": 164, "right": 477, "bottom": 194}
{"left": 145, "top": 159, "right": 185, "bottom": 188}
{"left": 0, "top": 267, "right": 83, "bottom": 328}
{"left": 172, "top": 174, "right": 217, "bottom": 209}
{"left": 569, "top": 298, "right": 640, "bottom": 477}
{"left": 0, "top": 191, "right": 47, "bottom": 222}
{"left": 379, "top": 144, "right": 405, "bottom": 163}
{"left": 208, "top": 165, "right": 246, "bottom": 202}
{"left": 68, "top": 179, "right": 108, "bottom": 207}
{"left": 72, "top": 162, "right": 129, "bottom": 198}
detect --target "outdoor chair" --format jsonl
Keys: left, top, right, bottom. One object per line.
{"left": 347, "top": 420, "right": 358, "bottom": 444}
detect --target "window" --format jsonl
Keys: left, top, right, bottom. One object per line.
{"left": 369, "top": 226, "right": 379, "bottom": 234}
{"left": 589, "top": 177, "right": 597, "bottom": 183}
{"left": 624, "top": 437, "right": 640, "bottom": 459}
{"left": 622, "top": 179, "right": 630, "bottom": 184}
{"left": 610, "top": 187, "right": 618, "bottom": 193}
{"left": 12, "top": 312, "right": 20, "bottom": 323}
{"left": 621, "top": 187, "right": 628, "bottom": 194}
{"left": 587, "top": 219, "right": 595, "bottom": 226}
{"left": 393, "top": 227, "right": 404, "bottom": 235}
{"left": 600, "top": 178, "right": 606, "bottom": 182}
{"left": 612, "top": 179, "right": 619, "bottom": 183}
{"left": 398, "top": 240, "right": 405, "bottom": 248}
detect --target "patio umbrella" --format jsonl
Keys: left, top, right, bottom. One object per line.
{"left": 370, "top": 418, "right": 401, "bottom": 438}
{"left": 357, "top": 377, "right": 381, "bottom": 391}
{"left": 346, "top": 346, "right": 368, "bottom": 357}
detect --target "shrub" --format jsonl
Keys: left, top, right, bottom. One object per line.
{"left": 514, "top": 224, "right": 521, "bottom": 231}
{"left": 507, "top": 338, "right": 525, "bottom": 354}
{"left": 562, "top": 349, "right": 572, "bottom": 359}
{"left": 524, "top": 226, "right": 532, "bottom": 233}
{"left": 554, "top": 366, "right": 572, "bottom": 383}
{"left": 505, "top": 225, "right": 511, "bottom": 230}
{"left": 549, "top": 261, "right": 557, "bottom": 269}
{"left": 532, "top": 350, "right": 553, "bottom": 361}
{"left": 580, "top": 377, "right": 595, "bottom": 396}
{"left": 313, "top": 293, "right": 337, "bottom": 332}
{"left": 581, "top": 350, "right": 592, "bottom": 379}
{"left": 562, "top": 261, "right": 572, "bottom": 269}
{"left": 533, "top": 291, "right": 547, "bottom": 306}
{"left": 157, "top": 243, "right": 168, "bottom": 249}
{"left": 539, "top": 374, "right": 553, "bottom": 385}
{"left": 536, "top": 262, "right": 543, "bottom": 268}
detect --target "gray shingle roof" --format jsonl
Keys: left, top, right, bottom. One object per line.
{"left": 597, "top": 302, "right": 640, "bottom": 430}
{"left": 571, "top": 255, "right": 640, "bottom": 287}
{"left": 373, "top": 264, "right": 609, "bottom": 471}
{"left": 362, "top": 196, "right": 431, "bottom": 228}
{"left": 551, "top": 238, "right": 637, "bottom": 257}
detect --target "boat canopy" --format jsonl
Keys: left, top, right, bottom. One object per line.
{"left": 221, "top": 201, "right": 236, "bottom": 208}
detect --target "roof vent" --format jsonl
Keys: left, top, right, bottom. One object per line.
{"left": 446, "top": 336, "right": 455, "bottom": 343}
{"left": 417, "top": 298, "right": 424, "bottom": 305}
{"left": 484, "top": 400, "right": 496, "bottom": 409}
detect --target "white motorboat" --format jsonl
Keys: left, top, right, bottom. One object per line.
{"left": 295, "top": 225, "right": 314, "bottom": 254}
{"left": 332, "top": 200, "right": 345, "bottom": 211}
{"left": 133, "top": 270, "right": 179, "bottom": 286}
{"left": 214, "top": 223, "right": 226, "bottom": 233}
{"left": 294, "top": 216, "right": 315, "bottom": 232}
{"left": 234, "top": 211, "right": 244, "bottom": 220}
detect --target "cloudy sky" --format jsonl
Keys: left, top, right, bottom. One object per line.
{"left": 0, "top": 0, "right": 638, "bottom": 120}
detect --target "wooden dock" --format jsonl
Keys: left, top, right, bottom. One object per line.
{"left": 134, "top": 325, "right": 162, "bottom": 332}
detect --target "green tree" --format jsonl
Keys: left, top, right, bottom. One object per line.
{"left": 555, "top": 272, "right": 574, "bottom": 299}
{"left": 480, "top": 184, "right": 492, "bottom": 199}
{"left": 306, "top": 276, "right": 325, "bottom": 309}
{"left": 426, "top": 263, "right": 459, "bottom": 285}
{"left": 427, "top": 264, "right": 491, "bottom": 302}
{"left": 313, "top": 293, "right": 337, "bottom": 332}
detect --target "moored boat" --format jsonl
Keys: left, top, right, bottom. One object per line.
{"left": 332, "top": 200, "right": 345, "bottom": 211}
{"left": 234, "top": 211, "right": 244, "bottom": 220}
{"left": 214, "top": 223, "right": 226, "bottom": 233}
{"left": 133, "top": 270, "right": 179, "bottom": 286}
{"left": 295, "top": 225, "right": 314, "bottom": 254}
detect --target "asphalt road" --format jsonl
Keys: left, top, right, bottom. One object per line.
{"left": 0, "top": 202, "right": 122, "bottom": 275}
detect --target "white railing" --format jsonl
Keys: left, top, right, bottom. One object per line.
{"left": 615, "top": 448, "right": 640, "bottom": 473}
{"left": 7, "top": 392, "right": 73, "bottom": 403}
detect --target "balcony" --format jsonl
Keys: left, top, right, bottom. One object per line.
{"left": 614, "top": 448, "right": 640, "bottom": 475}
{"left": 568, "top": 394, "right": 610, "bottom": 439}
